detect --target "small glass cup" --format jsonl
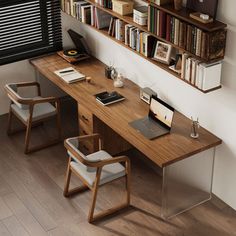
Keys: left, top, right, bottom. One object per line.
{"left": 190, "top": 117, "right": 200, "bottom": 139}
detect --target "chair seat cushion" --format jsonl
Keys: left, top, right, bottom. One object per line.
{"left": 11, "top": 98, "right": 57, "bottom": 122}
{"left": 70, "top": 150, "right": 126, "bottom": 186}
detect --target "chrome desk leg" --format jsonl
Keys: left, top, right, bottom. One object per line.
{"left": 161, "top": 148, "right": 215, "bottom": 219}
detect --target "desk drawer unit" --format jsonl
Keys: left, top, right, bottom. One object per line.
{"left": 79, "top": 104, "right": 93, "bottom": 128}
{"left": 78, "top": 104, "right": 93, "bottom": 153}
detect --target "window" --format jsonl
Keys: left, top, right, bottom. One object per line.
{"left": 0, "top": 0, "right": 62, "bottom": 65}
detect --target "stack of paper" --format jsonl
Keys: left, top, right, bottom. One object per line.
{"left": 54, "top": 67, "right": 85, "bottom": 84}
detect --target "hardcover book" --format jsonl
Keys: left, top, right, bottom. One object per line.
{"left": 95, "top": 91, "right": 125, "bottom": 106}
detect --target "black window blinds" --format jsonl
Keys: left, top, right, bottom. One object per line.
{"left": 0, "top": 0, "right": 62, "bottom": 65}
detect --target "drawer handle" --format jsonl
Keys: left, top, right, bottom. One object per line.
{"left": 81, "top": 115, "right": 89, "bottom": 122}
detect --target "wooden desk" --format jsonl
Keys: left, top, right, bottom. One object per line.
{"left": 30, "top": 54, "right": 222, "bottom": 218}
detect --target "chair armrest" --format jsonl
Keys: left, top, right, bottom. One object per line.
{"left": 98, "top": 155, "right": 130, "bottom": 167}
{"left": 15, "top": 82, "right": 41, "bottom": 96}
{"left": 66, "top": 134, "right": 103, "bottom": 150}
{"left": 31, "top": 96, "right": 59, "bottom": 105}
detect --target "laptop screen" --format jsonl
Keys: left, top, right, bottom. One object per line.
{"left": 149, "top": 96, "right": 174, "bottom": 129}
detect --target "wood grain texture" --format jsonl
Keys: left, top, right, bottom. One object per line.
{"left": 30, "top": 54, "right": 222, "bottom": 167}
{"left": 2, "top": 216, "right": 30, "bottom": 236}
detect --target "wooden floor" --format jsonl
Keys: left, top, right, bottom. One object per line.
{"left": 0, "top": 98, "right": 236, "bottom": 236}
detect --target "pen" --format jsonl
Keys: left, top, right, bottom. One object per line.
{"left": 60, "top": 69, "right": 75, "bottom": 74}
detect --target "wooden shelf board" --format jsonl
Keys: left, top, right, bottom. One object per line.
{"left": 150, "top": 3, "right": 227, "bottom": 32}
{"left": 62, "top": 11, "right": 222, "bottom": 94}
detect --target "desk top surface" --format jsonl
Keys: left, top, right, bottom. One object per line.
{"left": 31, "top": 54, "right": 222, "bottom": 167}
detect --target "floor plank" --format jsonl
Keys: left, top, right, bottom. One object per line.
{"left": 0, "top": 221, "right": 12, "bottom": 236}
{"left": 3, "top": 193, "right": 48, "bottom": 236}
{"left": 0, "top": 197, "right": 13, "bottom": 220}
{"left": 2, "top": 216, "right": 30, "bottom": 236}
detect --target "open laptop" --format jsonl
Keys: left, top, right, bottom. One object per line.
{"left": 129, "top": 96, "right": 175, "bottom": 140}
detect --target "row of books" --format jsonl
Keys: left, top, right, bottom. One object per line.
{"left": 148, "top": 5, "right": 226, "bottom": 60}
{"left": 181, "top": 53, "right": 222, "bottom": 90}
{"left": 107, "top": 18, "right": 157, "bottom": 57}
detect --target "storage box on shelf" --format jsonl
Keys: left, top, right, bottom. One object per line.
{"left": 60, "top": 0, "right": 227, "bottom": 93}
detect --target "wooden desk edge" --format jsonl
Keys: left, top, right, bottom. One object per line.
{"left": 162, "top": 139, "right": 222, "bottom": 167}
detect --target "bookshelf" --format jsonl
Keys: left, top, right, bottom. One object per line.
{"left": 61, "top": 0, "right": 227, "bottom": 93}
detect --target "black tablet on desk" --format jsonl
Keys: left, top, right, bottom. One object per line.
{"left": 95, "top": 91, "right": 125, "bottom": 106}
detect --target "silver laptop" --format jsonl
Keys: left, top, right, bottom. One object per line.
{"left": 129, "top": 96, "right": 175, "bottom": 140}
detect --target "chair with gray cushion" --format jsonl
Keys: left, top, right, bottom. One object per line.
{"left": 5, "top": 82, "right": 61, "bottom": 154}
{"left": 63, "top": 133, "right": 131, "bottom": 223}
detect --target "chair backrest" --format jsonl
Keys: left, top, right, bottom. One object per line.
{"left": 66, "top": 138, "right": 101, "bottom": 172}
{"left": 5, "top": 83, "right": 31, "bottom": 110}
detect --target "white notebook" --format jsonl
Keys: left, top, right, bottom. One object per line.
{"left": 54, "top": 67, "right": 85, "bottom": 84}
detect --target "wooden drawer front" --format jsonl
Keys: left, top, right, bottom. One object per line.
{"left": 79, "top": 105, "right": 93, "bottom": 128}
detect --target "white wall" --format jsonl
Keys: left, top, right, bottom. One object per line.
{"left": 0, "top": 60, "right": 35, "bottom": 114}
{"left": 61, "top": 0, "right": 236, "bottom": 209}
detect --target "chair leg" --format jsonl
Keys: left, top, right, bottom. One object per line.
{"left": 126, "top": 160, "right": 131, "bottom": 205}
{"left": 56, "top": 110, "right": 62, "bottom": 141}
{"left": 89, "top": 163, "right": 131, "bottom": 223}
{"left": 64, "top": 159, "right": 72, "bottom": 197}
{"left": 88, "top": 168, "right": 102, "bottom": 223}
{"left": 24, "top": 118, "right": 33, "bottom": 154}
{"left": 7, "top": 107, "right": 13, "bottom": 135}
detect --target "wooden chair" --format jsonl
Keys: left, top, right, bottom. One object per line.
{"left": 63, "top": 133, "right": 131, "bottom": 223}
{"left": 5, "top": 82, "right": 61, "bottom": 154}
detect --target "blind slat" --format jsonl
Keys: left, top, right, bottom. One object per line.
{"left": 0, "top": 0, "right": 62, "bottom": 65}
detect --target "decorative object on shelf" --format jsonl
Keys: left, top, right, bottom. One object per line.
{"left": 189, "top": 12, "right": 213, "bottom": 24}
{"left": 133, "top": 6, "right": 148, "bottom": 26}
{"left": 140, "top": 87, "right": 158, "bottom": 104}
{"left": 153, "top": 41, "right": 172, "bottom": 65}
{"left": 174, "top": 0, "right": 183, "bottom": 11}
{"left": 190, "top": 117, "right": 199, "bottom": 139}
{"left": 186, "top": 0, "right": 218, "bottom": 19}
{"left": 112, "top": 0, "right": 134, "bottom": 15}
{"left": 113, "top": 73, "right": 124, "bottom": 87}
{"left": 169, "top": 53, "right": 182, "bottom": 74}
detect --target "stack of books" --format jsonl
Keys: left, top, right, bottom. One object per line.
{"left": 181, "top": 54, "right": 222, "bottom": 90}
{"left": 95, "top": 91, "right": 125, "bottom": 105}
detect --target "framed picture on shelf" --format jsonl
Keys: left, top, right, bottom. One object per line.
{"left": 153, "top": 41, "right": 172, "bottom": 65}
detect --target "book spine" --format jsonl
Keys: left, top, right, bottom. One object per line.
{"left": 182, "top": 22, "right": 187, "bottom": 50}
{"left": 170, "top": 17, "right": 175, "bottom": 44}
{"left": 174, "top": 18, "right": 179, "bottom": 45}
{"left": 156, "top": 9, "right": 160, "bottom": 36}
{"left": 181, "top": 53, "right": 188, "bottom": 79}
{"left": 166, "top": 14, "right": 171, "bottom": 41}
{"left": 148, "top": 5, "right": 151, "bottom": 32}
{"left": 196, "top": 28, "right": 202, "bottom": 57}
{"left": 201, "top": 31, "right": 206, "bottom": 59}
{"left": 178, "top": 21, "right": 183, "bottom": 48}
{"left": 159, "top": 11, "right": 166, "bottom": 38}
{"left": 186, "top": 25, "right": 192, "bottom": 52}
